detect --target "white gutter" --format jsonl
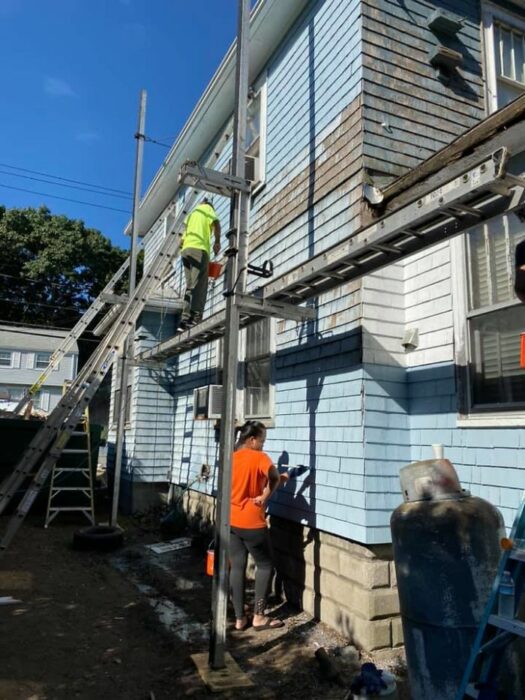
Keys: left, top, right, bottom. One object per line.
{"left": 126, "top": 0, "right": 309, "bottom": 237}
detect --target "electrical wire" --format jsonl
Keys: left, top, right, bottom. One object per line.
{"left": 143, "top": 135, "right": 171, "bottom": 149}
{"left": 0, "top": 169, "right": 132, "bottom": 201}
{"left": 0, "top": 183, "right": 130, "bottom": 214}
{"left": 0, "top": 162, "right": 131, "bottom": 196}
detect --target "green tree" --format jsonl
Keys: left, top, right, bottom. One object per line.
{"left": 0, "top": 205, "right": 128, "bottom": 327}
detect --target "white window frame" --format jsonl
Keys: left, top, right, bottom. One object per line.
{"left": 482, "top": 3, "right": 525, "bottom": 112}
{"left": 214, "top": 316, "right": 275, "bottom": 424}
{"left": 452, "top": 4, "right": 525, "bottom": 425}
{"left": 35, "top": 352, "right": 51, "bottom": 370}
{"left": 246, "top": 75, "right": 267, "bottom": 194}
{"left": 0, "top": 350, "right": 13, "bottom": 367}
{"left": 242, "top": 316, "right": 275, "bottom": 422}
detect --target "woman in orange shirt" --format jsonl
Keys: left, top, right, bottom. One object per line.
{"left": 230, "top": 420, "right": 284, "bottom": 632}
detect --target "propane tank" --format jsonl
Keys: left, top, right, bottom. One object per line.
{"left": 390, "top": 459, "right": 504, "bottom": 700}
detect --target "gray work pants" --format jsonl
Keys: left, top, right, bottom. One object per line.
{"left": 181, "top": 248, "right": 209, "bottom": 319}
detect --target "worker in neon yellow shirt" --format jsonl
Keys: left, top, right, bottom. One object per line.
{"left": 179, "top": 197, "right": 221, "bottom": 330}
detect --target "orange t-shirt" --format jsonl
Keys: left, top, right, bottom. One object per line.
{"left": 230, "top": 448, "right": 273, "bottom": 529}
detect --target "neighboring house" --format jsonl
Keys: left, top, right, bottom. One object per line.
{"left": 0, "top": 325, "right": 78, "bottom": 413}
{"left": 109, "top": 0, "right": 525, "bottom": 650}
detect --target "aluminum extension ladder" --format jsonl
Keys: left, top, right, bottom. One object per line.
{"left": 13, "top": 258, "right": 131, "bottom": 415}
{"left": 0, "top": 169, "right": 245, "bottom": 553}
{"left": 455, "top": 494, "right": 525, "bottom": 699}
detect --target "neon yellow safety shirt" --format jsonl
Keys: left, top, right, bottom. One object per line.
{"left": 181, "top": 203, "right": 219, "bottom": 256}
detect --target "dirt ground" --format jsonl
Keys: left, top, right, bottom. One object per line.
{"left": 0, "top": 507, "right": 407, "bottom": 700}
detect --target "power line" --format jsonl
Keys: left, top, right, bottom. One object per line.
{"left": 0, "top": 183, "right": 130, "bottom": 214}
{"left": 0, "top": 162, "right": 131, "bottom": 196}
{"left": 0, "top": 169, "right": 132, "bottom": 201}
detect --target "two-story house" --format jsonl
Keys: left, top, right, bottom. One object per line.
{"left": 0, "top": 325, "right": 78, "bottom": 413}
{"left": 108, "top": 0, "right": 525, "bottom": 650}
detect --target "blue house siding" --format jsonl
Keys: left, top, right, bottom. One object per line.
{"left": 128, "top": 0, "right": 525, "bottom": 554}
{"left": 407, "top": 362, "right": 524, "bottom": 532}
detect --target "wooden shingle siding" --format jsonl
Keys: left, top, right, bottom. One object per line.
{"left": 253, "top": 96, "right": 363, "bottom": 251}
{"left": 361, "top": 0, "right": 484, "bottom": 184}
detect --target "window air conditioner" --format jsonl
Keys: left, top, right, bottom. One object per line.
{"left": 193, "top": 385, "right": 223, "bottom": 420}
{"left": 225, "top": 156, "right": 259, "bottom": 183}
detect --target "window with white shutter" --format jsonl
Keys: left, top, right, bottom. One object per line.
{"left": 463, "top": 7, "right": 525, "bottom": 411}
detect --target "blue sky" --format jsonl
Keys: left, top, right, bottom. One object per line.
{"left": 0, "top": 0, "right": 242, "bottom": 249}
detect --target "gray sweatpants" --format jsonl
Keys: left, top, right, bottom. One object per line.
{"left": 230, "top": 526, "right": 273, "bottom": 619}
{"left": 181, "top": 248, "right": 209, "bottom": 320}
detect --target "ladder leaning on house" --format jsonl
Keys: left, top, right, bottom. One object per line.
{"left": 0, "top": 154, "right": 251, "bottom": 553}
{"left": 13, "top": 257, "right": 131, "bottom": 415}
{"left": 44, "top": 383, "right": 95, "bottom": 528}
{"left": 455, "top": 494, "right": 525, "bottom": 699}
{"left": 0, "top": 136, "right": 524, "bottom": 554}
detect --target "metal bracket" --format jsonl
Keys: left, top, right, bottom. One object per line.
{"left": 236, "top": 293, "right": 315, "bottom": 322}
{"left": 179, "top": 161, "right": 251, "bottom": 196}
{"left": 248, "top": 260, "right": 274, "bottom": 278}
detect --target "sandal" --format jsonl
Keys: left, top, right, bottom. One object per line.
{"left": 233, "top": 617, "right": 251, "bottom": 632}
{"left": 252, "top": 618, "right": 284, "bottom": 632}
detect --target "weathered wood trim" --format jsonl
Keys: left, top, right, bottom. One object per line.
{"left": 380, "top": 93, "right": 525, "bottom": 205}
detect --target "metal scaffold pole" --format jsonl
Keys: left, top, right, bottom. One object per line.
{"left": 110, "top": 88, "right": 147, "bottom": 527}
{"left": 209, "top": 0, "right": 251, "bottom": 669}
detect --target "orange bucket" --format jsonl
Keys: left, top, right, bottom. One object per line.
{"left": 208, "top": 261, "right": 223, "bottom": 279}
{"left": 206, "top": 544, "right": 214, "bottom": 576}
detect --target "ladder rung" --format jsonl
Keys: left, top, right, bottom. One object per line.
{"left": 48, "top": 507, "right": 93, "bottom": 512}
{"left": 71, "top": 431, "right": 87, "bottom": 436}
{"left": 509, "top": 548, "right": 525, "bottom": 563}
{"left": 488, "top": 614, "right": 525, "bottom": 637}
{"left": 61, "top": 449, "right": 89, "bottom": 454}
{"left": 51, "top": 487, "right": 90, "bottom": 492}
{"left": 53, "top": 468, "right": 90, "bottom": 473}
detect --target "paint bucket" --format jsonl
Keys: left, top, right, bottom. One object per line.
{"left": 208, "top": 261, "right": 223, "bottom": 279}
{"left": 206, "top": 541, "right": 214, "bottom": 576}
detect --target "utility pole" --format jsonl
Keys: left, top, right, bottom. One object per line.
{"left": 209, "top": 0, "right": 250, "bottom": 669}
{"left": 111, "top": 89, "right": 147, "bottom": 527}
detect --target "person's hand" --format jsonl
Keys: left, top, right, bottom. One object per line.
{"left": 251, "top": 494, "right": 266, "bottom": 507}
{"left": 213, "top": 242, "right": 220, "bottom": 256}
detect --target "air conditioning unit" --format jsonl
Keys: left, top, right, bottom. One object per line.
{"left": 193, "top": 385, "right": 223, "bottom": 420}
{"left": 224, "top": 156, "right": 259, "bottom": 183}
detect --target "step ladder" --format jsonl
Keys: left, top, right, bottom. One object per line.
{"left": 44, "top": 399, "right": 95, "bottom": 527}
{"left": 455, "top": 494, "right": 525, "bottom": 699}
{"left": 0, "top": 153, "right": 247, "bottom": 553}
